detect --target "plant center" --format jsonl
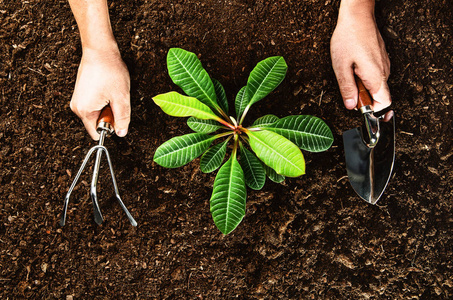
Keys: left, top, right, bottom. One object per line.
{"left": 233, "top": 125, "right": 244, "bottom": 135}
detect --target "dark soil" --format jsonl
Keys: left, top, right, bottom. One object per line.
{"left": 1, "top": 0, "right": 452, "bottom": 298}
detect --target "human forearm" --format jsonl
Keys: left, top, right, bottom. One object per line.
{"left": 68, "top": 0, "right": 119, "bottom": 52}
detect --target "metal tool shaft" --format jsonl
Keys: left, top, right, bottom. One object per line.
{"left": 91, "top": 130, "right": 106, "bottom": 224}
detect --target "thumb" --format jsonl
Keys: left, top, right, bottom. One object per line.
{"left": 110, "top": 95, "right": 131, "bottom": 137}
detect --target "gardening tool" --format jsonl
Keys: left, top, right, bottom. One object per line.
{"left": 60, "top": 106, "right": 137, "bottom": 226}
{"left": 342, "top": 77, "right": 395, "bottom": 204}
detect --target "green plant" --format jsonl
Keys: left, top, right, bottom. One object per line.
{"left": 152, "top": 48, "right": 333, "bottom": 234}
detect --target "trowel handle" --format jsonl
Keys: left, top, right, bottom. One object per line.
{"left": 96, "top": 106, "right": 115, "bottom": 135}
{"left": 355, "top": 77, "right": 373, "bottom": 110}
{"left": 355, "top": 77, "right": 380, "bottom": 147}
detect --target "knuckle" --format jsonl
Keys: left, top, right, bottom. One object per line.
{"left": 115, "top": 114, "right": 131, "bottom": 125}
{"left": 70, "top": 100, "right": 87, "bottom": 117}
{"left": 340, "top": 85, "right": 356, "bottom": 97}
{"left": 115, "top": 90, "right": 129, "bottom": 100}
{"left": 69, "top": 101, "right": 76, "bottom": 112}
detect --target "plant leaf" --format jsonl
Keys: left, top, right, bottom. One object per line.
{"left": 246, "top": 130, "right": 305, "bottom": 177}
{"left": 200, "top": 139, "right": 230, "bottom": 173}
{"left": 210, "top": 154, "right": 246, "bottom": 235}
{"left": 153, "top": 92, "right": 220, "bottom": 121}
{"left": 263, "top": 164, "right": 285, "bottom": 183}
{"left": 167, "top": 48, "right": 219, "bottom": 111}
{"left": 246, "top": 56, "right": 287, "bottom": 106}
{"left": 252, "top": 114, "right": 280, "bottom": 127}
{"left": 239, "top": 145, "right": 266, "bottom": 190}
{"left": 154, "top": 133, "right": 214, "bottom": 168}
{"left": 235, "top": 86, "right": 249, "bottom": 119}
{"left": 213, "top": 79, "right": 229, "bottom": 115}
{"left": 267, "top": 115, "right": 334, "bottom": 152}
{"left": 187, "top": 117, "right": 222, "bottom": 133}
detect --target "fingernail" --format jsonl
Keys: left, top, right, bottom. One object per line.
{"left": 345, "top": 99, "right": 356, "bottom": 108}
{"left": 116, "top": 129, "right": 128, "bottom": 137}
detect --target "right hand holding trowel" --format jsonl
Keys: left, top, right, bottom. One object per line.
{"left": 330, "top": 0, "right": 392, "bottom": 114}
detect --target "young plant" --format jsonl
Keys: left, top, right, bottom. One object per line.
{"left": 153, "top": 48, "right": 333, "bottom": 234}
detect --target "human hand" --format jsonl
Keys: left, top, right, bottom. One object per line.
{"left": 70, "top": 48, "right": 130, "bottom": 140}
{"left": 330, "top": 1, "right": 391, "bottom": 112}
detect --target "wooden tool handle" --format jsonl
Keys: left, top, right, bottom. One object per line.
{"left": 96, "top": 106, "right": 115, "bottom": 135}
{"left": 97, "top": 106, "right": 114, "bottom": 127}
{"left": 355, "top": 77, "right": 373, "bottom": 109}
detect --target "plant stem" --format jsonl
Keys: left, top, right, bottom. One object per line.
{"left": 213, "top": 131, "right": 234, "bottom": 140}
{"left": 229, "top": 116, "right": 238, "bottom": 126}
{"left": 245, "top": 127, "right": 262, "bottom": 132}
{"left": 239, "top": 134, "right": 249, "bottom": 145}
{"left": 232, "top": 133, "right": 239, "bottom": 157}
{"left": 239, "top": 105, "right": 251, "bottom": 125}
{"left": 218, "top": 109, "right": 230, "bottom": 121}
{"left": 217, "top": 118, "right": 235, "bottom": 130}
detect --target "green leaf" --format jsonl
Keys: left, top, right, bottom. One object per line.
{"left": 252, "top": 114, "right": 280, "bottom": 127}
{"left": 210, "top": 154, "right": 246, "bottom": 235}
{"left": 246, "top": 56, "right": 287, "bottom": 106}
{"left": 153, "top": 92, "right": 220, "bottom": 121}
{"left": 154, "top": 133, "right": 214, "bottom": 168}
{"left": 213, "top": 79, "right": 229, "bottom": 115}
{"left": 235, "top": 86, "right": 249, "bottom": 119}
{"left": 239, "top": 145, "right": 266, "bottom": 190}
{"left": 247, "top": 130, "right": 305, "bottom": 177}
{"left": 167, "top": 48, "right": 219, "bottom": 111}
{"left": 267, "top": 115, "right": 334, "bottom": 152}
{"left": 263, "top": 164, "right": 285, "bottom": 183}
{"left": 200, "top": 139, "right": 230, "bottom": 173}
{"left": 187, "top": 117, "right": 222, "bottom": 133}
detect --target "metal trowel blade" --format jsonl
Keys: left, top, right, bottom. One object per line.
{"left": 343, "top": 112, "right": 395, "bottom": 204}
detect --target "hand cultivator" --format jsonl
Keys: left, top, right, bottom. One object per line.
{"left": 59, "top": 106, "right": 137, "bottom": 227}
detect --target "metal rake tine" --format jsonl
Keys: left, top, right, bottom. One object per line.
{"left": 102, "top": 147, "right": 138, "bottom": 227}
{"left": 60, "top": 145, "right": 105, "bottom": 226}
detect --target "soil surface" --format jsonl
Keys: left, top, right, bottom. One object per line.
{"left": 1, "top": 0, "right": 452, "bottom": 298}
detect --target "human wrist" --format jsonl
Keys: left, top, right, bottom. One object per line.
{"left": 81, "top": 38, "right": 120, "bottom": 56}
{"left": 338, "top": 0, "right": 375, "bottom": 19}
{"left": 79, "top": 20, "right": 119, "bottom": 54}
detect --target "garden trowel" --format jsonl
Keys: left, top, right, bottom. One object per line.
{"left": 342, "top": 78, "right": 395, "bottom": 204}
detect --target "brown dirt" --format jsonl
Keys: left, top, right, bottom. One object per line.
{"left": 1, "top": 0, "right": 452, "bottom": 298}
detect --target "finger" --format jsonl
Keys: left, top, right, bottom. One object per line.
{"left": 360, "top": 73, "right": 391, "bottom": 112}
{"left": 355, "top": 55, "right": 391, "bottom": 112}
{"left": 70, "top": 98, "right": 102, "bottom": 140}
{"left": 370, "top": 81, "right": 391, "bottom": 112}
{"left": 110, "top": 94, "right": 131, "bottom": 137}
{"left": 81, "top": 110, "right": 102, "bottom": 140}
{"left": 382, "top": 110, "right": 394, "bottom": 123}
{"left": 83, "top": 119, "right": 101, "bottom": 140}
{"left": 334, "top": 65, "right": 358, "bottom": 110}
